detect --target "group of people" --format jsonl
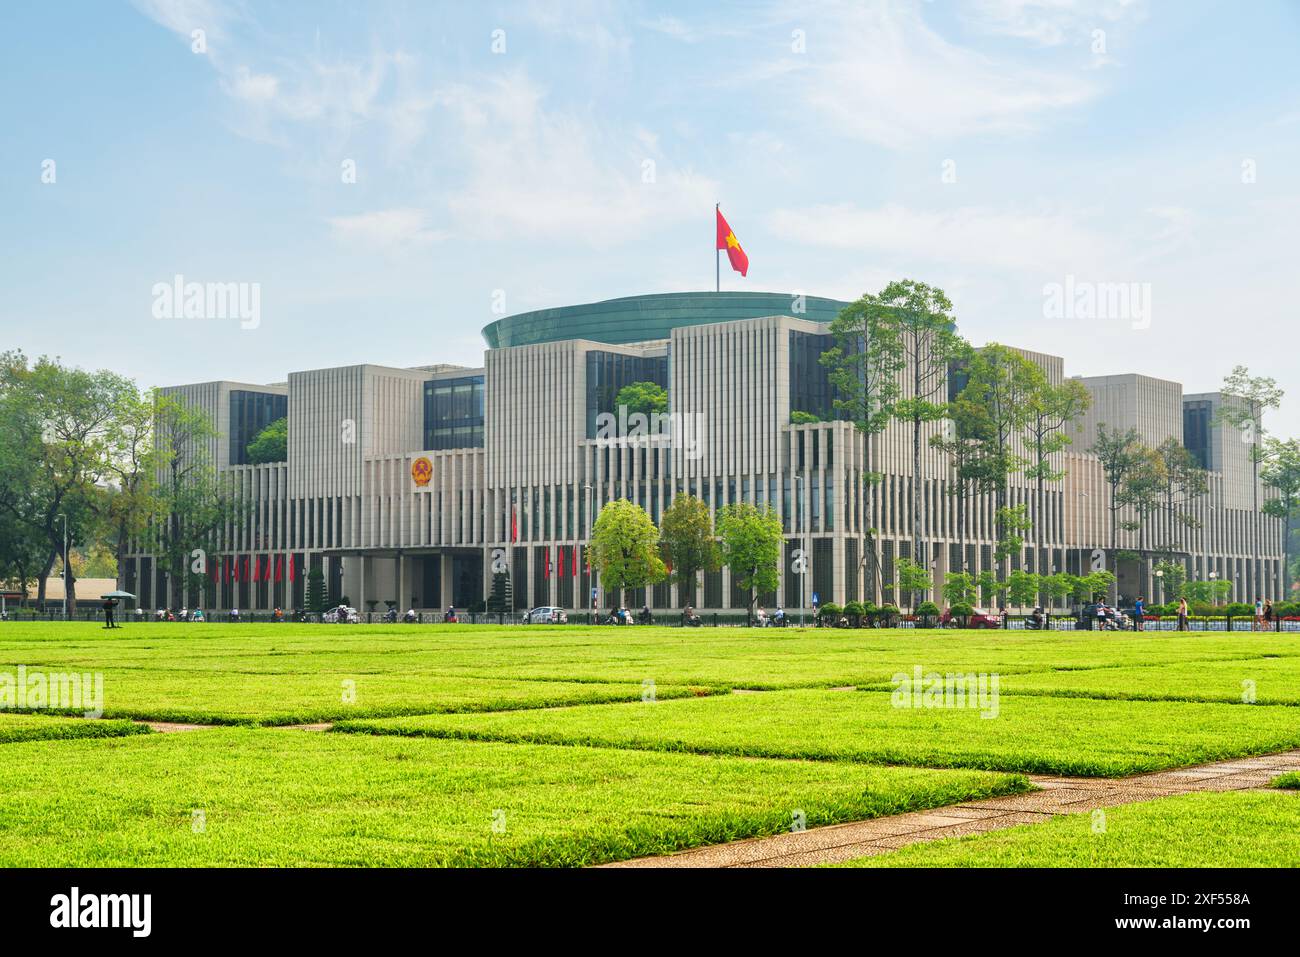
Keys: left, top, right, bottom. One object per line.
{"left": 754, "top": 607, "right": 787, "bottom": 627}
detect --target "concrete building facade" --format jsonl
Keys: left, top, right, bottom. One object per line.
{"left": 123, "top": 292, "right": 1286, "bottom": 615}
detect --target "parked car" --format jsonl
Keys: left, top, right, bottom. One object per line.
{"left": 940, "top": 607, "right": 1003, "bottom": 629}
{"left": 323, "top": 604, "right": 360, "bottom": 624}
{"left": 524, "top": 606, "right": 568, "bottom": 624}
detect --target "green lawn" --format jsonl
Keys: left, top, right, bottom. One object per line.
{"left": 4, "top": 620, "right": 1300, "bottom": 866}
{"left": 0, "top": 712, "right": 150, "bottom": 744}
{"left": 1000, "top": 655, "right": 1300, "bottom": 706}
{"left": 334, "top": 687, "right": 1300, "bottom": 776}
{"left": 836, "top": 790, "right": 1300, "bottom": 867}
{"left": 0, "top": 728, "right": 1026, "bottom": 866}
{"left": 0, "top": 667, "right": 708, "bottom": 725}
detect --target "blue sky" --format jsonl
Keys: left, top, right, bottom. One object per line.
{"left": 3, "top": 0, "right": 1300, "bottom": 432}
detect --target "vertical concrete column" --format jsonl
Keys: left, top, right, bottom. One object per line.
{"left": 396, "top": 552, "right": 405, "bottom": 610}
{"left": 440, "top": 553, "right": 454, "bottom": 609}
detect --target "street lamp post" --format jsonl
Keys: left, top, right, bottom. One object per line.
{"left": 58, "top": 513, "right": 68, "bottom": 621}
{"left": 795, "top": 475, "right": 806, "bottom": 628}
{"left": 583, "top": 484, "right": 596, "bottom": 623}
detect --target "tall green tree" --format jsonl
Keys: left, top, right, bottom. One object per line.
{"left": 0, "top": 352, "right": 133, "bottom": 611}
{"left": 876, "top": 280, "right": 966, "bottom": 571}
{"left": 820, "top": 291, "right": 906, "bottom": 602}
{"left": 716, "top": 503, "right": 783, "bottom": 623}
{"left": 1217, "top": 366, "right": 1284, "bottom": 596}
{"left": 1119, "top": 445, "right": 1165, "bottom": 554}
{"left": 1091, "top": 424, "right": 1143, "bottom": 555}
{"left": 154, "top": 394, "right": 242, "bottom": 608}
{"left": 657, "top": 494, "right": 719, "bottom": 610}
{"left": 1260, "top": 436, "right": 1300, "bottom": 593}
{"left": 953, "top": 344, "right": 1041, "bottom": 579}
{"left": 1022, "top": 378, "right": 1090, "bottom": 576}
{"left": 589, "top": 498, "right": 666, "bottom": 607}
{"left": 1153, "top": 438, "right": 1208, "bottom": 556}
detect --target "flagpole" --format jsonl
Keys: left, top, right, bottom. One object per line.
{"left": 715, "top": 202, "right": 720, "bottom": 293}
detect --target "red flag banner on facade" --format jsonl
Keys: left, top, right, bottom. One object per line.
{"left": 288, "top": 555, "right": 296, "bottom": 582}
{"left": 242, "top": 556, "right": 250, "bottom": 582}
{"left": 572, "top": 545, "right": 579, "bottom": 578}
{"left": 716, "top": 206, "right": 748, "bottom": 277}
{"left": 558, "top": 548, "right": 566, "bottom": 578}
{"left": 274, "top": 555, "right": 283, "bottom": 583}
{"left": 511, "top": 507, "right": 518, "bottom": 543}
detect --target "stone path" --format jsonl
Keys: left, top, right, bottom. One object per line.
{"left": 137, "top": 721, "right": 214, "bottom": 733}
{"left": 604, "top": 749, "right": 1300, "bottom": 868}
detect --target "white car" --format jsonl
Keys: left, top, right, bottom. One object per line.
{"left": 524, "top": 606, "right": 568, "bottom": 624}
{"left": 324, "top": 604, "right": 360, "bottom": 623}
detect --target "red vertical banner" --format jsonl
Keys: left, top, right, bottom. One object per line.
{"left": 558, "top": 548, "right": 566, "bottom": 578}
{"left": 288, "top": 555, "right": 296, "bottom": 582}
{"left": 572, "top": 545, "right": 579, "bottom": 578}
{"left": 544, "top": 550, "right": 552, "bottom": 578}
{"left": 274, "top": 555, "right": 283, "bottom": 583}
{"left": 511, "top": 507, "right": 518, "bottom": 543}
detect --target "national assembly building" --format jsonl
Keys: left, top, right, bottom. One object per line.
{"left": 123, "top": 291, "right": 1285, "bottom": 616}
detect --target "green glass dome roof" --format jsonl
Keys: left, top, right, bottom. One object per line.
{"left": 481, "top": 291, "right": 850, "bottom": 349}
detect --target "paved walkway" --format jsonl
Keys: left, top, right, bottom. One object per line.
{"left": 605, "top": 749, "right": 1300, "bottom": 868}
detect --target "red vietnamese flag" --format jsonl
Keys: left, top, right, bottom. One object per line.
{"left": 716, "top": 207, "right": 748, "bottom": 277}
{"left": 558, "top": 548, "right": 567, "bottom": 578}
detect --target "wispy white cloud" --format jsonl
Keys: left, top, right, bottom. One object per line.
{"left": 769, "top": 202, "right": 1106, "bottom": 273}
{"left": 962, "top": 0, "right": 1147, "bottom": 46}
{"left": 440, "top": 71, "right": 716, "bottom": 243}
{"left": 760, "top": 0, "right": 1107, "bottom": 148}
{"left": 327, "top": 208, "right": 447, "bottom": 248}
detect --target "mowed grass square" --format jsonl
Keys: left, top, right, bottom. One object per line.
{"left": 999, "top": 655, "right": 1300, "bottom": 706}
{"left": 834, "top": 790, "right": 1300, "bottom": 868}
{"left": 0, "top": 713, "right": 150, "bottom": 744}
{"left": 338, "top": 688, "right": 1300, "bottom": 776}
{"left": 0, "top": 729, "right": 1026, "bottom": 867}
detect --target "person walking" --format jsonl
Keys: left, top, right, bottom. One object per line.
{"left": 1133, "top": 595, "right": 1145, "bottom": 632}
{"left": 1177, "top": 596, "right": 1189, "bottom": 632}
{"left": 102, "top": 597, "right": 118, "bottom": 629}
{"left": 1264, "top": 598, "right": 1275, "bottom": 632}
{"left": 1254, "top": 597, "right": 1265, "bottom": 632}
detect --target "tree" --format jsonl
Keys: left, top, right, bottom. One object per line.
{"left": 1260, "top": 437, "right": 1300, "bottom": 593}
{"left": 589, "top": 499, "right": 666, "bottom": 607}
{"left": 93, "top": 383, "right": 167, "bottom": 592}
{"left": 1006, "top": 569, "right": 1039, "bottom": 610}
{"left": 1218, "top": 366, "right": 1284, "bottom": 596}
{"left": 0, "top": 352, "right": 134, "bottom": 612}
{"left": 1091, "top": 424, "right": 1143, "bottom": 556}
{"left": 890, "top": 556, "right": 932, "bottom": 613}
{"left": 876, "top": 280, "right": 966, "bottom": 571}
{"left": 716, "top": 503, "right": 783, "bottom": 623}
{"left": 246, "top": 416, "right": 288, "bottom": 464}
{"left": 1119, "top": 446, "right": 1165, "bottom": 553}
{"left": 614, "top": 381, "right": 668, "bottom": 419}
{"left": 942, "top": 571, "right": 978, "bottom": 606}
{"left": 1022, "top": 378, "right": 1090, "bottom": 575}
{"left": 954, "top": 345, "right": 1041, "bottom": 580}
{"left": 821, "top": 292, "right": 906, "bottom": 602}
{"left": 789, "top": 410, "right": 821, "bottom": 425}
{"left": 154, "top": 394, "right": 243, "bottom": 608}
{"left": 1153, "top": 438, "right": 1208, "bottom": 556}
{"left": 304, "top": 566, "right": 327, "bottom": 613}
{"left": 1153, "top": 558, "right": 1187, "bottom": 602}
{"left": 657, "top": 494, "right": 719, "bottom": 610}
{"left": 1043, "top": 572, "right": 1075, "bottom": 610}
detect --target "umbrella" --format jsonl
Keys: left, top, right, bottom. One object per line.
{"left": 100, "top": 590, "right": 136, "bottom": 600}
